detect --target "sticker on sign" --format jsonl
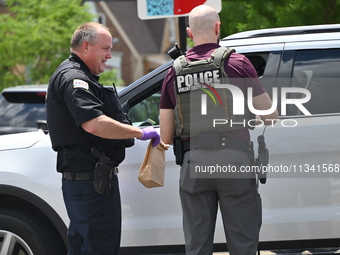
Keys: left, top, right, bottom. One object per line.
{"left": 137, "top": 0, "right": 222, "bottom": 20}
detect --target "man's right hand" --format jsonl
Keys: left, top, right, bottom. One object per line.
{"left": 139, "top": 127, "right": 160, "bottom": 147}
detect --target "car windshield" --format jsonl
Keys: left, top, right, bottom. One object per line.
{"left": 0, "top": 92, "right": 46, "bottom": 128}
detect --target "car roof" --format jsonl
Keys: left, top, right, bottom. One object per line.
{"left": 221, "top": 24, "right": 340, "bottom": 47}
{"left": 1, "top": 84, "right": 48, "bottom": 93}
{"left": 223, "top": 24, "right": 340, "bottom": 40}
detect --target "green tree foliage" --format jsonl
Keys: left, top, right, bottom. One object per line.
{"left": 99, "top": 69, "right": 125, "bottom": 87}
{"left": 0, "top": 0, "right": 93, "bottom": 91}
{"left": 220, "top": 0, "right": 340, "bottom": 37}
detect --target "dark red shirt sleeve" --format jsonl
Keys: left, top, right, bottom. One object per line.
{"left": 160, "top": 68, "right": 177, "bottom": 109}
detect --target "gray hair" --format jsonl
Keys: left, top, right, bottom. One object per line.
{"left": 71, "top": 22, "right": 109, "bottom": 50}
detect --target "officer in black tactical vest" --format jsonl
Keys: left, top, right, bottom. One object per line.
{"left": 160, "top": 5, "right": 278, "bottom": 255}
{"left": 46, "top": 22, "right": 160, "bottom": 255}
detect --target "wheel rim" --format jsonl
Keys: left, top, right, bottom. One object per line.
{"left": 0, "top": 230, "right": 34, "bottom": 255}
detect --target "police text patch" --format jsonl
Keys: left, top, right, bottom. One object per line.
{"left": 175, "top": 69, "right": 221, "bottom": 93}
{"left": 73, "top": 79, "right": 89, "bottom": 90}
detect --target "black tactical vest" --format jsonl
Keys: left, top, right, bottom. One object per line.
{"left": 46, "top": 57, "right": 134, "bottom": 164}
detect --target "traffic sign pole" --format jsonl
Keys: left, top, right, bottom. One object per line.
{"left": 179, "top": 17, "right": 187, "bottom": 51}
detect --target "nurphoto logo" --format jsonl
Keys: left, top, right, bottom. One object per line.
{"left": 201, "top": 84, "right": 311, "bottom": 116}
{"left": 199, "top": 83, "right": 311, "bottom": 128}
{"left": 201, "top": 84, "right": 311, "bottom": 127}
{"left": 175, "top": 69, "right": 312, "bottom": 128}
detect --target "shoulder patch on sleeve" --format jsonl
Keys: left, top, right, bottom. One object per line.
{"left": 73, "top": 79, "right": 89, "bottom": 90}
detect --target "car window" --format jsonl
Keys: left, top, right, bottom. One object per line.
{"left": 0, "top": 94, "right": 46, "bottom": 128}
{"left": 287, "top": 48, "right": 340, "bottom": 115}
{"left": 244, "top": 53, "right": 269, "bottom": 77}
{"left": 127, "top": 92, "right": 160, "bottom": 126}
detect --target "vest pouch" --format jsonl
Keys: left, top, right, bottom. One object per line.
{"left": 190, "top": 88, "right": 230, "bottom": 136}
{"left": 102, "top": 86, "right": 135, "bottom": 148}
{"left": 94, "top": 139, "right": 125, "bottom": 166}
{"left": 120, "top": 115, "right": 135, "bottom": 148}
{"left": 196, "top": 132, "right": 220, "bottom": 149}
{"left": 176, "top": 88, "right": 232, "bottom": 138}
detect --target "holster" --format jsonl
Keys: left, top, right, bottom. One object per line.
{"left": 93, "top": 162, "right": 113, "bottom": 195}
{"left": 91, "top": 147, "right": 117, "bottom": 195}
{"left": 173, "top": 137, "right": 184, "bottom": 166}
{"left": 255, "top": 135, "right": 269, "bottom": 184}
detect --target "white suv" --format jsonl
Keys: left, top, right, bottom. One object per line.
{"left": 0, "top": 24, "right": 340, "bottom": 254}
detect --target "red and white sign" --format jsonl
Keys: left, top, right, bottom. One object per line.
{"left": 137, "top": 0, "right": 222, "bottom": 20}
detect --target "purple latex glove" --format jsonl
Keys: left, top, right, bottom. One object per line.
{"left": 139, "top": 126, "right": 160, "bottom": 147}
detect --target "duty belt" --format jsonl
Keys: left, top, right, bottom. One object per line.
{"left": 62, "top": 168, "right": 118, "bottom": 181}
{"left": 183, "top": 136, "right": 253, "bottom": 154}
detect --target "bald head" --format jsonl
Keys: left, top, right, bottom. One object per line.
{"left": 187, "top": 5, "right": 221, "bottom": 45}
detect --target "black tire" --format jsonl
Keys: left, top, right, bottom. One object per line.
{"left": 0, "top": 208, "right": 67, "bottom": 255}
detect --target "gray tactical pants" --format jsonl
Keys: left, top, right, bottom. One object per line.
{"left": 179, "top": 149, "right": 262, "bottom": 255}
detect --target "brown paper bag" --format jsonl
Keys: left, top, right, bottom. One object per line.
{"left": 138, "top": 140, "right": 169, "bottom": 188}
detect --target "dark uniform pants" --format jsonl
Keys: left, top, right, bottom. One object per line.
{"left": 180, "top": 149, "right": 262, "bottom": 255}
{"left": 62, "top": 175, "right": 121, "bottom": 255}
